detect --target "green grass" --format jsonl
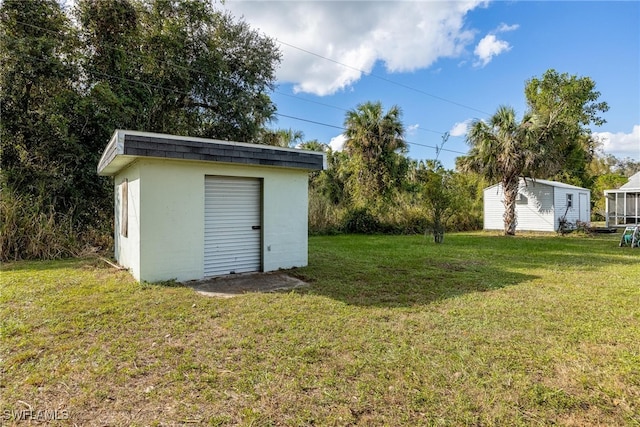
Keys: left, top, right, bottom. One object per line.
{"left": 1, "top": 232, "right": 639, "bottom": 426}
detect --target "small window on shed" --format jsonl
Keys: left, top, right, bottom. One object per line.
{"left": 120, "top": 179, "right": 128, "bottom": 237}
{"left": 566, "top": 193, "right": 573, "bottom": 209}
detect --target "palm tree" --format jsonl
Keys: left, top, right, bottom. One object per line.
{"left": 459, "top": 105, "right": 540, "bottom": 235}
{"left": 299, "top": 139, "right": 327, "bottom": 152}
{"left": 262, "top": 128, "right": 304, "bottom": 148}
{"left": 344, "top": 101, "right": 406, "bottom": 201}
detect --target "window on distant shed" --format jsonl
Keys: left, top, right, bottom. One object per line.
{"left": 566, "top": 193, "right": 573, "bottom": 209}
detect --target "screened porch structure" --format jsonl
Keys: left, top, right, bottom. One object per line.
{"left": 605, "top": 172, "right": 640, "bottom": 227}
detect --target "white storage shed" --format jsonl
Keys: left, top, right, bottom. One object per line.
{"left": 97, "top": 130, "right": 326, "bottom": 282}
{"left": 483, "top": 178, "right": 590, "bottom": 232}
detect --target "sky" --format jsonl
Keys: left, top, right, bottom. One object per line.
{"left": 222, "top": 0, "right": 640, "bottom": 170}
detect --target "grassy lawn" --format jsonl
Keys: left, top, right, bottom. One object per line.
{"left": 1, "top": 232, "right": 639, "bottom": 426}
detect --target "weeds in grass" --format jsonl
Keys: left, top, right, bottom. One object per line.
{"left": 0, "top": 187, "right": 112, "bottom": 262}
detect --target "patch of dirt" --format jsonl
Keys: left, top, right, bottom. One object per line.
{"left": 187, "top": 272, "right": 309, "bottom": 298}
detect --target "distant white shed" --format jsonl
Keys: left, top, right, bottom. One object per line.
{"left": 97, "top": 130, "right": 325, "bottom": 282}
{"left": 483, "top": 178, "right": 591, "bottom": 232}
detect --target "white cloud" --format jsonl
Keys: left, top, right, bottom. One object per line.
{"left": 407, "top": 124, "right": 420, "bottom": 135}
{"left": 472, "top": 22, "right": 518, "bottom": 67}
{"left": 223, "top": 1, "right": 485, "bottom": 96}
{"left": 496, "top": 23, "right": 519, "bottom": 33}
{"left": 593, "top": 125, "right": 640, "bottom": 158}
{"left": 473, "top": 34, "right": 511, "bottom": 67}
{"left": 450, "top": 120, "right": 470, "bottom": 137}
{"left": 329, "top": 134, "right": 347, "bottom": 152}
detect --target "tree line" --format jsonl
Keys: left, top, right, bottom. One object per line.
{"left": 1, "top": 0, "right": 638, "bottom": 260}
{"left": 1, "top": 0, "right": 280, "bottom": 260}
{"left": 302, "top": 69, "right": 636, "bottom": 241}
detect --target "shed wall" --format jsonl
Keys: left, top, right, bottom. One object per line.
{"left": 114, "top": 163, "right": 141, "bottom": 280}
{"left": 115, "top": 158, "right": 308, "bottom": 282}
{"left": 553, "top": 187, "right": 590, "bottom": 229}
{"left": 138, "top": 160, "right": 205, "bottom": 282}
{"left": 483, "top": 181, "right": 556, "bottom": 232}
{"left": 517, "top": 182, "right": 555, "bottom": 232}
{"left": 483, "top": 185, "right": 505, "bottom": 230}
{"left": 484, "top": 180, "right": 591, "bottom": 232}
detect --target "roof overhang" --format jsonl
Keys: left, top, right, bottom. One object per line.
{"left": 604, "top": 189, "right": 640, "bottom": 195}
{"left": 483, "top": 177, "right": 589, "bottom": 192}
{"left": 97, "top": 130, "right": 327, "bottom": 176}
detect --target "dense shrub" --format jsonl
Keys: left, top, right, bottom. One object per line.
{"left": 308, "top": 189, "right": 343, "bottom": 235}
{"left": 0, "top": 187, "right": 112, "bottom": 261}
{"left": 308, "top": 187, "right": 482, "bottom": 236}
{"left": 343, "top": 207, "right": 382, "bottom": 234}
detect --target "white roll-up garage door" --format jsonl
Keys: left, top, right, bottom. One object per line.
{"left": 204, "top": 176, "right": 262, "bottom": 277}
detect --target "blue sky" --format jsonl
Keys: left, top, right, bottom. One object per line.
{"left": 224, "top": 1, "right": 639, "bottom": 169}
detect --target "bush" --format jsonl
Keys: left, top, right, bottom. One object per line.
{"left": 307, "top": 186, "right": 483, "bottom": 236}
{"left": 399, "top": 209, "right": 430, "bottom": 235}
{"left": 0, "top": 187, "right": 112, "bottom": 261}
{"left": 343, "top": 207, "right": 381, "bottom": 234}
{"left": 308, "top": 189, "right": 343, "bottom": 235}
{"left": 378, "top": 196, "right": 430, "bottom": 235}
{"left": 448, "top": 210, "right": 483, "bottom": 232}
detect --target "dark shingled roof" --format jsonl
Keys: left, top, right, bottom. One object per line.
{"left": 97, "top": 130, "right": 326, "bottom": 176}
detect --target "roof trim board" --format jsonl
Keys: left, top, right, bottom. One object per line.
{"left": 484, "top": 177, "right": 589, "bottom": 192}
{"left": 98, "top": 130, "right": 326, "bottom": 176}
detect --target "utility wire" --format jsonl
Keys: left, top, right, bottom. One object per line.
{"left": 276, "top": 112, "right": 467, "bottom": 155}
{"left": 273, "top": 90, "right": 451, "bottom": 136}
{"left": 14, "top": 19, "right": 478, "bottom": 138}
{"left": 19, "top": 49, "right": 467, "bottom": 157}
{"left": 11, "top": 22, "right": 469, "bottom": 157}
{"left": 273, "top": 90, "right": 348, "bottom": 112}
{"left": 276, "top": 38, "right": 491, "bottom": 116}
{"left": 10, "top": 22, "right": 620, "bottom": 177}
{"left": 275, "top": 113, "right": 345, "bottom": 131}
{"left": 15, "top": 50, "right": 610, "bottom": 177}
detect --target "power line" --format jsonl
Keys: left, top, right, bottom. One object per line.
{"left": 8, "top": 21, "right": 619, "bottom": 173}
{"left": 272, "top": 90, "right": 451, "bottom": 136}
{"left": 273, "top": 90, "right": 348, "bottom": 112}
{"left": 17, "top": 47, "right": 468, "bottom": 157}
{"left": 276, "top": 38, "right": 491, "bottom": 116}
{"left": 276, "top": 112, "right": 467, "bottom": 155}
{"left": 275, "top": 113, "right": 344, "bottom": 131}
{"left": 10, "top": 25, "right": 469, "bottom": 157}
{"left": 13, "top": 19, "right": 478, "bottom": 138}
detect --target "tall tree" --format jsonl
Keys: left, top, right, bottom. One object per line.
{"left": 344, "top": 101, "right": 407, "bottom": 203}
{"left": 261, "top": 128, "right": 304, "bottom": 148}
{"left": 525, "top": 69, "right": 609, "bottom": 188}
{"left": 1, "top": 0, "right": 283, "bottom": 260}
{"left": 0, "top": 0, "right": 84, "bottom": 214}
{"left": 460, "top": 70, "right": 608, "bottom": 235}
{"left": 460, "top": 106, "right": 540, "bottom": 235}
{"left": 76, "top": 0, "right": 281, "bottom": 143}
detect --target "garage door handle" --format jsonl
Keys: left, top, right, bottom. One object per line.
{"left": 252, "top": 225, "right": 261, "bottom": 230}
